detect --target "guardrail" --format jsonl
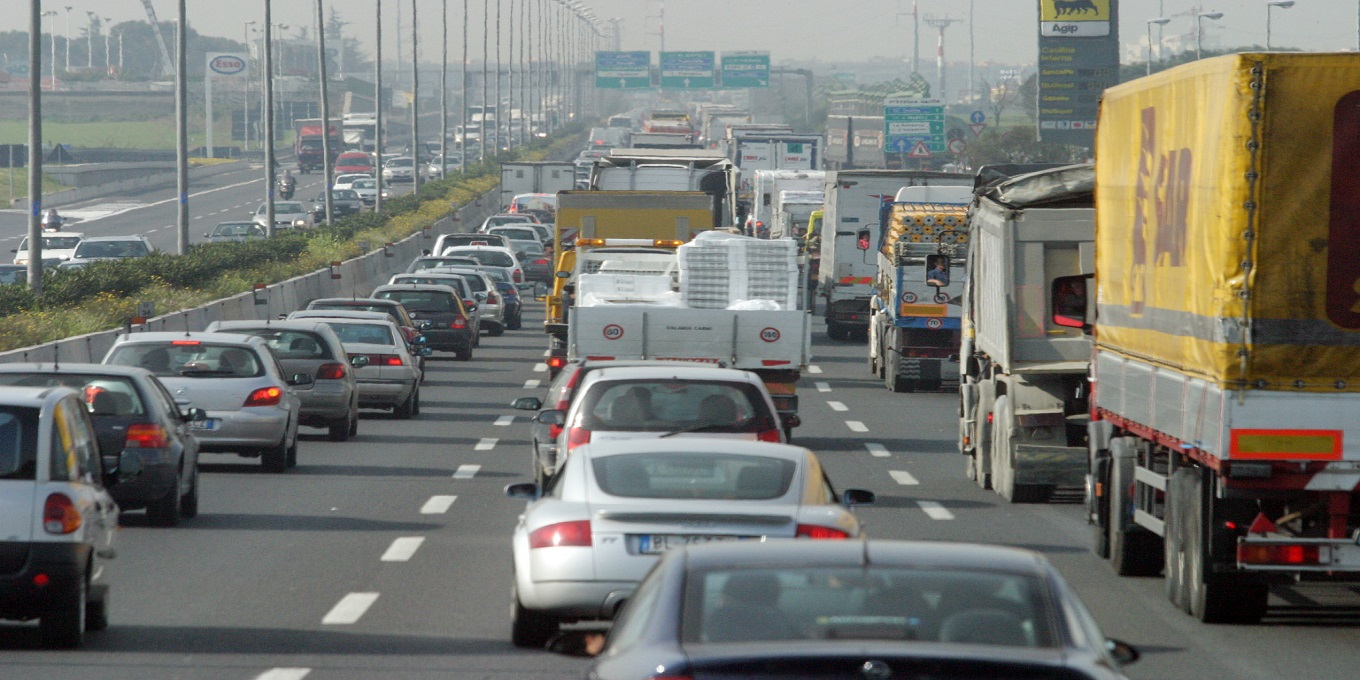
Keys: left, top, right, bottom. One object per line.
{"left": 0, "top": 184, "right": 501, "bottom": 365}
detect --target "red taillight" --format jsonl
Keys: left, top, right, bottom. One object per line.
{"left": 171, "top": 339, "right": 201, "bottom": 346}
{"left": 548, "top": 356, "right": 569, "bottom": 371}
{"left": 757, "top": 429, "right": 783, "bottom": 442}
{"left": 566, "top": 427, "right": 591, "bottom": 451}
{"left": 452, "top": 316, "right": 467, "bottom": 328}
{"left": 534, "top": 258, "right": 549, "bottom": 265}
{"left": 43, "top": 493, "right": 81, "bottom": 535}
{"left": 529, "top": 520, "right": 592, "bottom": 548}
{"left": 548, "top": 423, "right": 563, "bottom": 439}
{"left": 796, "top": 524, "right": 850, "bottom": 540}
{"left": 316, "top": 363, "right": 346, "bottom": 380}
{"left": 244, "top": 386, "right": 283, "bottom": 407}
{"left": 488, "top": 292, "right": 500, "bottom": 305}
{"left": 1239, "top": 543, "right": 1322, "bottom": 566}
{"left": 383, "top": 355, "right": 404, "bottom": 366}
{"left": 513, "top": 269, "right": 523, "bottom": 282}
{"left": 464, "top": 299, "right": 477, "bottom": 309}
{"left": 125, "top": 423, "right": 170, "bottom": 449}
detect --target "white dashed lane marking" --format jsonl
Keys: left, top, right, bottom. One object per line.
{"left": 380, "top": 537, "right": 425, "bottom": 562}
{"left": 322, "top": 593, "right": 379, "bottom": 624}
{"left": 524, "top": 379, "right": 540, "bottom": 389}
{"left": 542, "top": 349, "right": 551, "bottom": 357}
{"left": 807, "top": 365, "right": 823, "bottom": 374}
{"left": 532, "top": 363, "right": 548, "bottom": 372}
{"left": 815, "top": 382, "right": 831, "bottom": 393}
{"left": 865, "top": 443, "right": 890, "bottom": 458}
{"left": 254, "top": 669, "right": 311, "bottom": 680}
{"left": 453, "top": 464, "right": 481, "bottom": 479}
{"left": 494, "top": 415, "right": 514, "bottom": 426}
{"left": 827, "top": 401, "right": 848, "bottom": 412}
{"left": 917, "top": 501, "right": 954, "bottom": 520}
{"left": 420, "top": 495, "right": 457, "bottom": 514}
{"left": 475, "top": 438, "right": 498, "bottom": 451}
{"left": 889, "top": 470, "right": 919, "bottom": 486}
{"left": 846, "top": 421, "right": 868, "bottom": 432}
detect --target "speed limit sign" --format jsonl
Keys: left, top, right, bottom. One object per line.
{"left": 947, "top": 138, "right": 967, "bottom": 155}
{"left": 602, "top": 324, "right": 625, "bottom": 340}
{"left": 926, "top": 318, "right": 943, "bottom": 330}
{"left": 759, "top": 327, "right": 781, "bottom": 343}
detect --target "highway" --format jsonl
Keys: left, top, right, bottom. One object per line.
{"left": 2, "top": 302, "right": 1360, "bottom": 678}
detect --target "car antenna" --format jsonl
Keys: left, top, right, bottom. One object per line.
{"left": 52, "top": 342, "right": 59, "bottom": 370}
{"left": 184, "top": 312, "right": 192, "bottom": 337}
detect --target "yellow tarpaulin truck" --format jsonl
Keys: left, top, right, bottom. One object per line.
{"left": 545, "top": 191, "right": 715, "bottom": 354}
{"left": 1055, "top": 54, "right": 1360, "bottom": 623}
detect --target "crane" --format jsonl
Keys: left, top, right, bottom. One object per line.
{"left": 139, "top": 0, "right": 175, "bottom": 78}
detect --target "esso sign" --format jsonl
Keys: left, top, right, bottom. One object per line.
{"left": 208, "top": 55, "right": 247, "bottom": 76}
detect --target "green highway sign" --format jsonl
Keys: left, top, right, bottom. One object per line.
{"left": 595, "top": 51, "right": 651, "bottom": 89}
{"left": 884, "top": 96, "right": 946, "bottom": 155}
{"left": 720, "top": 51, "right": 770, "bottom": 89}
{"left": 659, "top": 51, "right": 716, "bottom": 89}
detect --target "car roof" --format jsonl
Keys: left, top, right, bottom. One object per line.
{"left": 78, "top": 235, "right": 149, "bottom": 243}
{"left": 0, "top": 362, "right": 154, "bottom": 379}
{"left": 582, "top": 365, "right": 760, "bottom": 384}
{"left": 443, "top": 245, "right": 515, "bottom": 254}
{"left": 289, "top": 309, "right": 392, "bottom": 321}
{"left": 310, "top": 297, "right": 400, "bottom": 307}
{"left": 574, "top": 439, "right": 808, "bottom": 461}
{"left": 678, "top": 539, "right": 1051, "bottom": 576}
{"left": 208, "top": 319, "right": 343, "bottom": 337}
{"left": 371, "top": 283, "right": 459, "bottom": 295}
{"left": 0, "top": 385, "right": 76, "bottom": 408}
{"left": 111, "top": 331, "right": 269, "bottom": 347}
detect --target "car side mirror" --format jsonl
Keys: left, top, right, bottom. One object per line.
{"left": 418, "top": 347, "right": 434, "bottom": 357}
{"left": 202, "top": 233, "right": 209, "bottom": 238}
{"left": 1051, "top": 274, "right": 1091, "bottom": 331}
{"left": 841, "top": 488, "right": 876, "bottom": 507}
{"left": 555, "top": 270, "right": 570, "bottom": 278}
{"left": 474, "top": 292, "right": 488, "bottom": 301}
{"left": 350, "top": 355, "right": 371, "bottom": 368}
{"left": 419, "top": 321, "right": 433, "bottom": 330}
{"left": 513, "top": 396, "right": 543, "bottom": 411}
{"left": 535, "top": 409, "right": 566, "bottom": 426}
{"left": 780, "top": 412, "right": 801, "bottom": 430}
{"left": 1107, "top": 638, "right": 1140, "bottom": 666}
{"left": 288, "top": 373, "right": 315, "bottom": 386}
{"left": 413, "top": 335, "right": 428, "bottom": 345}
{"left": 504, "top": 481, "right": 541, "bottom": 500}
{"left": 116, "top": 449, "right": 144, "bottom": 482}
{"left": 181, "top": 407, "right": 207, "bottom": 423}
{"left": 464, "top": 300, "right": 479, "bottom": 312}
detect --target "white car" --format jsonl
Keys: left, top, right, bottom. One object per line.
{"left": 331, "top": 173, "right": 372, "bottom": 191}
{"left": 503, "top": 439, "right": 874, "bottom": 647}
{"left": 12, "top": 231, "right": 84, "bottom": 264}
{"left": 348, "top": 177, "right": 387, "bottom": 206}
{"left": 59, "top": 236, "right": 155, "bottom": 270}
{"left": 0, "top": 386, "right": 119, "bottom": 649}
{"left": 382, "top": 157, "right": 422, "bottom": 183}
{"left": 439, "top": 245, "right": 525, "bottom": 287}
{"left": 285, "top": 311, "right": 425, "bottom": 418}
{"left": 252, "top": 201, "right": 314, "bottom": 230}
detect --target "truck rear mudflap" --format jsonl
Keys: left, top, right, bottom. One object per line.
{"left": 826, "top": 299, "right": 870, "bottom": 327}
{"left": 1012, "top": 443, "right": 1087, "bottom": 487}
{"left": 891, "top": 357, "right": 960, "bottom": 386}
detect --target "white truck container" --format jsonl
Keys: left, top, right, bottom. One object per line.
{"left": 770, "top": 190, "right": 824, "bottom": 242}
{"left": 589, "top": 149, "right": 737, "bottom": 228}
{"left": 499, "top": 162, "right": 576, "bottom": 210}
{"left": 958, "top": 164, "right": 1095, "bottom": 504}
{"left": 817, "top": 170, "right": 971, "bottom": 340}
{"left": 748, "top": 170, "right": 825, "bottom": 237}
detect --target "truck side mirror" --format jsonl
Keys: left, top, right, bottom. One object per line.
{"left": 1051, "top": 274, "right": 1091, "bottom": 330}
{"left": 926, "top": 254, "right": 950, "bottom": 288}
{"left": 855, "top": 228, "right": 870, "bottom": 251}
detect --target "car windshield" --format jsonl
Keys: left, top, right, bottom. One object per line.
{"left": 411, "top": 258, "right": 472, "bottom": 271}
{"left": 682, "top": 566, "right": 1055, "bottom": 647}
{"left": 577, "top": 380, "right": 771, "bottom": 433}
{"left": 592, "top": 452, "right": 794, "bottom": 500}
{"left": 226, "top": 329, "right": 335, "bottom": 360}
{"left": 512, "top": 241, "right": 544, "bottom": 255}
{"left": 388, "top": 158, "right": 413, "bottom": 167}
{"left": 73, "top": 240, "right": 148, "bottom": 259}
{"left": 487, "top": 216, "right": 530, "bottom": 227}
{"left": 441, "top": 236, "right": 505, "bottom": 250}
{"left": 0, "top": 374, "right": 148, "bottom": 417}
{"left": 325, "top": 322, "right": 395, "bottom": 345}
{"left": 275, "top": 202, "right": 305, "bottom": 214}
{"left": 213, "top": 223, "right": 260, "bottom": 237}
{"left": 375, "top": 290, "right": 456, "bottom": 313}
{"left": 352, "top": 179, "right": 376, "bottom": 189}
{"left": 0, "top": 407, "right": 40, "bottom": 480}
{"left": 106, "top": 343, "right": 266, "bottom": 378}
{"left": 446, "top": 250, "right": 514, "bottom": 267}
{"left": 512, "top": 196, "right": 556, "bottom": 213}
{"left": 328, "top": 190, "right": 360, "bottom": 200}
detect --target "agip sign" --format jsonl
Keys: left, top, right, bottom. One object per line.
{"left": 1039, "top": 0, "right": 1112, "bottom": 37}
{"left": 1036, "top": 0, "right": 1118, "bottom": 148}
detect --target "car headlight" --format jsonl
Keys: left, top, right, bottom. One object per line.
{"left": 293, "top": 219, "right": 308, "bottom": 226}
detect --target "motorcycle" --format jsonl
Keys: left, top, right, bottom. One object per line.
{"left": 40, "top": 210, "right": 64, "bottom": 232}
{"left": 276, "top": 179, "right": 296, "bottom": 200}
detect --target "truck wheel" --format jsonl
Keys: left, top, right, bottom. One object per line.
{"left": 1108, "top": 438, "right": 1164, "bottom": 577}
{"left": 1090, "top": 453, "right": 1111, "bottom": 558}
{"left": 992, "top": 396, "right": 1053, "bottom": 503}
{"left": 1182, "top": 467, "right": 1269, "bottom": 623}
{"left": 40, "top": 575, "right": 85, "bottom": 649}
{"left": 885, "top": 346, "right": 906, "bottom": 393}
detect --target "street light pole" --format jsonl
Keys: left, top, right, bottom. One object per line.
{"left": 1147, "top": 18, "right": 1170, "bottom": 76}
{"left": 244, "top": 21, "right": 256, "bottom": 150}
{"left": 1195, "top": 11, "right": 1223, "bottom": 60}
{"left": 175, "top": 0, "right": 189, "bottom": 255}
{"left": 28, "top": 1, "right": 46, "bottom": 292}
{"left": 316, "top": 0, "right": 334, "bottom": 225}
{"left": 441, "top": 0, "right": 448, "bottom": 177}
{"left": 63, "top": 5, "right": 71, "bottom": 74}
{"left": 375, "top": 0, "right": 384, "bottom": 213}
{"left": 1266, "top": 1, "right": 1295, "bottom": 51}
{"left": 481, "top": 0, "right": 489, "bottom": 162}
{"left": 461, "top": 0, "right": 468, "bottom": 170}
{"left": 410, "top": 0, "right": 420, "bottom": 194}
{"left": 264, "top": 2, "right": 277, "bottom": 238}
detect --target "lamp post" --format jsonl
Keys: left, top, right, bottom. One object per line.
{"left": 375, "top": 0, "right": 384, "bottom": 213}
{"left": 41, "top": 10, "right": 57, "bottom": 90}
{"left": 103, "top": 17, "right": 112, "bottom": 72}
{"left": 30, "top": 4, "right": 50, "bottom": 291}
{"left": 1147, "top": 17, "right": 1170, "bottom": 75}
{"left": 1266, "top": 1, "right": 1294, "bottom": 51}
{"left": 244, "top": 21, "right": 256, "bottom": 150}
{"left": 63, "top": 5, "right": 71, "bottom": 74}
{"left": 85, "top": 12, "right": 95, "bottom": 69}
{"left": 410, "top": 0, "right": 419, "bottom": 194}
{"left": 1196, "top": 12, "right": 1224, "bottom": 60}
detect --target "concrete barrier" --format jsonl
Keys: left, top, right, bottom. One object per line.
{"left": 0, "top": 183, "right": 500, "bottom": 364}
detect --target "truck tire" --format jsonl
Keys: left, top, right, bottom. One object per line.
{"left": 1090, "top": 452, "right": 1111, "bottom": 558}
{"left": 1108, "top": 437, "right": 1164, "bottom": 577}
{"left": 992, "top": 396, "right": 1054, "bottom": 503}
{"left": 973, "top": 382, "right": 995, "bottom": 490}
{"left": 1180, "top": 466, "right": 1269, "bottom": 624}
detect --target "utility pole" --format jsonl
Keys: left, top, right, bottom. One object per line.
{"left": 316, "top": 0, "right": 334, "bottom": 225}
{"left": 967, "top": 0, "right": 974, "bottom": 106}
{"left": 461, "top": 0, "right": 468, "bottom": 170}
{"left": 924, "top": 15, "right": 959, "bottom": 103}
{"left": 175, "top": 0, "right": 188, "bottom": 255}
{"left": 441, "top": 0, "right": 448, "bottom": 176}
{"left": 496, "top": 0, "right": 503, "bottom": 154}
{"left": 375, "top": 0, "right": 384, "bottom": 213}
{"left": 481, "top": 0, "right": 489, "bottom": 161}
{"left": 264, "top": 1, "right": 277, "bottom": 238}
{"left": 27, "top": 0, "right": 44, "bottom": 293}
{"left": 410, "top": 0, "right": 420, "bottom": 194}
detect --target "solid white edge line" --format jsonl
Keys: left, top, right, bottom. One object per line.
{"left": 815, "top": 382, "right": 831, "bottom": 392}
{"left": 889, "top": 470, "right": 919, "bottom": 486}
{"left": 846, "top": 420, "right": 868, "bottom": 432}
{"left": 321, "top": 592, "right": 379, "bottom": 624}
{"left": 420, "top": 495, "right": 457, "bottom": 514}
{"left": 494, "top": 415, "right": 514, "bottom": 426}
{"left": 474, "top": 438, "right": 499, "bottom": 451}
{"left": 827, "top": 401, "right": 848, "bottom": 412}
{"left": 865, "top": 443, "right": 890, "bottom": 458}
{"left": 254, "top": 669, "right": 311, "bottom": 680}
{"left": 917, "top": 500, "right": 954, "bottom": 520}
{"left": 380, "top": 536, "right": 426, "bottom": 562}
{"left": 454, "top": 464, "right": 482, "bottom": 479}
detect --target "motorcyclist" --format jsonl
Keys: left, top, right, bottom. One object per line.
{"left": 40, "top": 209, "right": 63, "bottom": 231}
{"left": 277, "top": 170, "right": 296, "bottom": 199}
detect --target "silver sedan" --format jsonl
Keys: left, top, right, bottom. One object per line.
{"left": 503, "top": 439, "right": 874, "bottom": 648}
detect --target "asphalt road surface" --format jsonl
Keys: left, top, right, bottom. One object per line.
{"left": 3, "top": 306, "right": 1360, "bottom": 679}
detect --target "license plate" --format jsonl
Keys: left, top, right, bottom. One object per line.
{"left": 637, "top": 534, "right": 750, "bottom": 555}
{"left": 189, "top": 419, "right": 218, "bottom": 431}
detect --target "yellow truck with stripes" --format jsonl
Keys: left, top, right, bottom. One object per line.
{"left": 817, "top": 171, "right": 971, "bottom": 340}
{"left": 1054, "top": 54, "right": 1360, "bottom": 623}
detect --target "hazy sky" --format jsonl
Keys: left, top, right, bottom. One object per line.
{"left": 3, "top": 1, "right": 1356, "bottom": 69}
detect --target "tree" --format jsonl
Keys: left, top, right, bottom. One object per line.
{"left": 977, "top": 77, "right": 1022, "bottom": 129}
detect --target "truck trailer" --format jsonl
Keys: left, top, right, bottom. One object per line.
{"left": 1057, "top": 54, "right": 1360, "bottom": 623}
{"left": 499, "top": 162, "right": 576, "bottom": 210}
{"left": 958, "top": 164, "right": 1095, "bottom": 504}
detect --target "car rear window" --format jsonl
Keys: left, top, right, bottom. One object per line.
{"left": 375, "top": 290, "right": 456, "bottom": 312}
{"left": 106, "top": 343, "right": 266, "bottom": 378}
{"left": 0, "top": 374, "right": 147, "bottom": 416}
{"left": 592, "top": 452, "right": 794, "bottom": 500}
{"left": 227, "top": 329, "right": 335, "bottom": 360}
{"left": 441, "top": 271, "right": 488, "bottom": 292}
{"left": 308, "top": 303, "right": 401, "bottom": 325}
{"left": 393, "top": 276, "right": 469, "bottom": 296}
{"left": 73, "top": 240, "right": 148, "bottom": 258}
{"left": 577, "top": 380, "right": 773, "bottom": 433}
{"left": 43, "top": 236, "right": 82, "bottom": 249}
{"left": 448, "top": 250, "right": 514, "bottom": 267}
{"left": 490, "top": 227, "right": 539, "bottom": 242}
{"left": 0, "top": 407, "right": 40, "bottom": 480}
{"left": 683, "top": 567, "right": 1054, "bottom": 648}
{"left": 325, "top": 323, "right": 396, "bottom": 345}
